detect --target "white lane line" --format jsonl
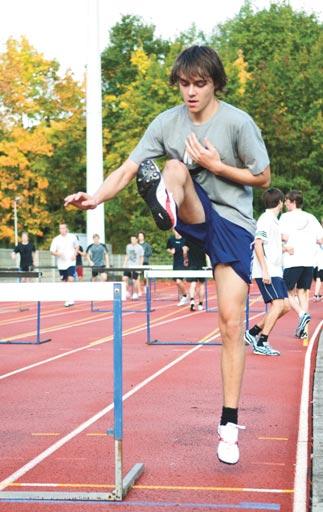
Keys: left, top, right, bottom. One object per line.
{"left": 0, "top": 307, "right": 217, "bottom": 380}
{"left": 293, "top": 319, "right": 323, "bottom": 512}
{"left": 0, "top": 329, "right": 219, "bottom": 491}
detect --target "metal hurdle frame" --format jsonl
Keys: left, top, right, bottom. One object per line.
{"left": 144, "top": 269, "right": 222, "bottom": 346}
{"left": 0, "top": 281, "right": 144, "bottom": 503}
{"left": 0, "top": 271, "right": 51, "bottom": 345}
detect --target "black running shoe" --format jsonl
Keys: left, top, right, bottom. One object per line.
{"left": 136, "top": 159, "right": 177, "bottom": 231}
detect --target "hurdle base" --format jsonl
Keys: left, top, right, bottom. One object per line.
{"left": 0, "top": 338, "right": 51, "bottom": 345}
{"left": 147, "top": 339, "right": 221, "bottom": 346}
{"left": 0, "top": 463, "right": 144, "bottom": 503}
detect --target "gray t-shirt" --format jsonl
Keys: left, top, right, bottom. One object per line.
{"left": 130, "top": 101, "right": 270, "bottom": 234}
{"left": 86, "top": 243, "right": 108, "bottom": 266}
{"left": 126, "top": 243, "right": 144, "bottom": 267}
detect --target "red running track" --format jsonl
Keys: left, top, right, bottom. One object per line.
{"left": 0, "top": 283, "right": 322, "bottom": 511}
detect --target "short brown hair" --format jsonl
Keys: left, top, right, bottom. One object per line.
{"left": 262, "top": 188, "right": 284, "bottom": 209}
{"left": 170, "top": 45, "right": 227, "bottom": 93}
{"left": 285, "top": 190, "right": 303, "bottom": 208}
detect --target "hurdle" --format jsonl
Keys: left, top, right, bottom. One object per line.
{"left": 0, "top": 281, "right": 144, "bottom": 502}
{"left": 90, "top": 266, "right": 154, "bottom": 314}
{"left": 0, "top": 270, "right": 52, "bottom": 345}
{"left": 144, "top": 269, "right": 222, "bottom": 346}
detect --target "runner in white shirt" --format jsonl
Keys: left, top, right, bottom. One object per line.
{"left": 244, "top": 188, "right": 290, "bottom": 356}
{"left": 50, "top": 223, "right": 79, "bottom": 307}
{"left": 279, "top": 190, "right": 323, "bottom": 338}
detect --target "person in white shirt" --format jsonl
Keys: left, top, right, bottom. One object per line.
{"left": 50, "top": 223, "right": 79, "bottom": 307}
{"left": 123, "top": 235, "right": 144, "bottom": 300}
{"left": 279, "top": 190, "right": 323, "bottom": 338}
{"left": 245, "top": 188, "right": 290, "bottom": 356}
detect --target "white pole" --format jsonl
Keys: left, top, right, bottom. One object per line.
{"left": 86, "top": 0, "right": 105, "bottom": 244}
{"left": 13, "top": 197, "right": 19, "bottom": 246}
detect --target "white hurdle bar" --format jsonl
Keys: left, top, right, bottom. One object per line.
{"left": 144, "top": 269, "right": 222, "bottom": 346}
{"left": 0, "top": 281, "right": 144, "bottom": 502}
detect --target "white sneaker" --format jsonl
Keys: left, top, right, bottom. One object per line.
{"left": 197, "top": 304, "right": 203, "bottom": 311}
{"left": 217, "top": 423, "right": 245, "bottom": 464}
{"left": 132, "top": 293, "right": 139, "bottom": 300}
{"left": 64, "top": 301, "right": 74, "bottom": 307}
{"left": 177, "top": 296, "right": 188, "bottom": 306}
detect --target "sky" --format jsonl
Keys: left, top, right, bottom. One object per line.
{"left": 0, "top": 0, "right": 321, "bottom": 80}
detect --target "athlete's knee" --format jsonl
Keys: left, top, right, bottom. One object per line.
{"left": 164, "top": 160, "right": 189, "bottom": 179}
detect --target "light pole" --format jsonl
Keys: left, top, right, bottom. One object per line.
{"left": 13, "top": 196, "right": 20, "bottom": 246}
{"left": 86, "top": 0, "right": 105, "bottom": 244}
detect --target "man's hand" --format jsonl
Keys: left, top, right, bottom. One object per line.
{"left": 64, "top": 192, "right": 98, "bottom": 210}
{"left": 262, "top": 271, "right": 271, "bottom": 285}
{"left": 185, "top": 134, "right": 222, "bottom": 172}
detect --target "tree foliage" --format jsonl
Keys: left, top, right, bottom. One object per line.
{"left": 0, "top": 37, "right": 85, "bottom": 247}
{"left": 0, "top": 4, "right": 322, "bottom": 253}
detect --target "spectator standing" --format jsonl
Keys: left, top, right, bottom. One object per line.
{"left": 167, "top": 229, "right": 189, "bottom": 306}
{"left": 123, "top": 235, "right": 144, "bottom": 299}
{"left": 75, "top": 236, "right": 86, "bottom": 281}
{"left": 11, "top": 231, "right": 36, "bottom": 272}
{"left": 185, "top": 239, "right": 207, "bottom": 311}
{"left": 50, "top": 223, "right": 79, "bottom": 307}
{"left": 138, "top": 231, "right": 152, "bottom": 265}
{"left": 86, "top": 234, "right": 110, "bottom": 281}
{"left": 279, "top": 190, "right": 323, "bottom": 338}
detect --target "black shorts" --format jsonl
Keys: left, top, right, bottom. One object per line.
{"left": 283, "top": 266, "right": 314, "bottom": 291}
{"left": 186, "top": 266, "right": 206, "bottom": 283}
{"left": 20, "top": 265, "right": 33, "bottom": 272}
{"left": 313, "top": 267, "right": 323, "bottom": 281}
{"left": 123, "top": 271, "right": 139, "bottom": 281}
{"left": 92, "top": 266, "right": 106, "bottom": 278}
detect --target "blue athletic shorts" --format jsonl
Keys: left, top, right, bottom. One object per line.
{"left": 175, "top": 181, "right": 254, "bottom": 284}
{"left": 255, "top": 277, "right": 289, "bottom": 303}
{"left": 59, "top": 266, "right": 76, "bottom": 281}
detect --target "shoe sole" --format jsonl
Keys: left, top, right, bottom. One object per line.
{"left": 137, "top": 160, "right": 175, "bottom": 231}
{"left": 253, "top": 350, "right": 280, "bottom": 356}
{"left": 217, "top": 453, "right": 239, "bottom": 465}
{"left": 296, "top": 315, "right": 311, "bottom": 337}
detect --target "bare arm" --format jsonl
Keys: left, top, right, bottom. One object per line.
{"left": 64, "top": 159, "right": 139, "bottom": 210}
{"left": 254, "top": 238, "right": 271, "bottom": 284}
{"left": 185, "top": 133, "right": 271, "bottom": 189}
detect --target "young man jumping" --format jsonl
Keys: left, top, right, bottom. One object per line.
{"left": 65, "top": 46, "right": 270, "bottom": 464}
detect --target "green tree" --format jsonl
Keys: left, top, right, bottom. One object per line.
{"left": 210, "top": 2, "right": 323, "bottom": 218}
{"left": 0, "top": 37, "right": 86, "bottom": 247}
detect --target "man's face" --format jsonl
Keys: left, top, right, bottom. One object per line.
{"left": 131, "top": 236, "right": 137, "bottom": 245}
{"left": 93, "top": 235, "right": 100, "bottom": 245}
{"left": 178, "top": 74, "right": 216, "bottom": 114}
{"left": 21, "top": 233, "right": 28, "bottom": 243}
{"left": 59, "top": 224, "right": 68, "bottom": 236}
{"left": 138, "top": 233, "right": 144, "bottom": 243}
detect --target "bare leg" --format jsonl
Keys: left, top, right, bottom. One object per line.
{"left": 253, "top": 298, "right": 290, "bottom": 332}
{"left": 288, "top": 290, "right": 303, "bottom": 316}
{"left": 189, "top": 281, "right": 197, "bottom": 301}
{"left": 297, "top": 288, "right": 309, "bottom": 313}
{"left": 261, "top": 299, "right": 289, "bottom": 336}
{"left": 215, "top": 264, "right": 248, "bottom": 408}
{"left": 176, "top": 278, "right": 186, "bottom": 297}
{"left": 163, "top": 160, "right": 205, "bottom": 224}
{"left": 314, "top": 278, "right": 322, "bottom": 298}
{"left": 198, "top": 282, "right": 206, "bottom": 304}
